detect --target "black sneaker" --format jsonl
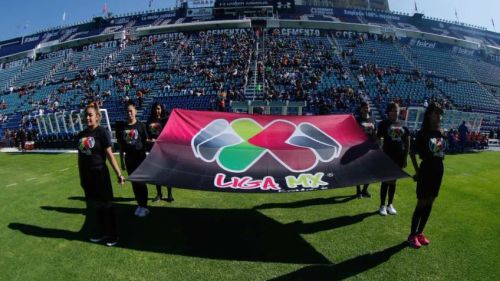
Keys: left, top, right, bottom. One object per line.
{"left": 89, "top": 236, "right": 108, "bottom": 243}
{"left": 105, "top": 237, "right": 119, "bottom": 247}
{"left": 152, "top": 195, "right": 162, "bottom": 202}
{"left": 166, "top": 197, "right": 175, "bottom": 203}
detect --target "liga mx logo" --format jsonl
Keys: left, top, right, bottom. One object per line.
{"left": 149, "top": 123, "right": 162, "bottom": 136}
{"left": 79, "top": 137, "right": 95, "bottom": 155}
{"left": 429, "top": 137, "right": 447, "bottom": 155}
{"left": 191, "top": 118, "right": 342, "bottom": 173}
{"left": 124, "top": 129, "right": 139, "bottom": 145}
{"left": 388, "top": 125, "right": 405, "bottom": 140}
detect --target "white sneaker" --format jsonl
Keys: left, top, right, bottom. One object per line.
{"left": 387, "top": 204, "right": 397, "bottom": 215}
{"left": 379, "top": 205, "right": 387, "bottom": 216}
{"left": 137, "top": 207, "right": 150, "bottom": 218}
{"left": 134, "top": 206, "right": 142, "bottom": 217}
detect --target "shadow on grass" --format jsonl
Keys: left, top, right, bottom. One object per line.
{"left": 41, "top": 206, "right": 85, "bottom": 214}
{"left": 67, "top": 196, "right": 137, "bottom": 203}
{"left": 10, "top": 202, "right": 347, "bottom": 264}
{"left": 5, "top": 152, "right": 66, "bottom": 155}
{"left": 286, "top": 211, "right": 377, "bottom": 234}
{"left": 268, "top": 242, "right": 407, "bottom": 281}
{"left": 253, "top": 195, "right": 356, "bottom": 210}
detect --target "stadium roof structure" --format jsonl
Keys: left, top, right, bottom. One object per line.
{"left": 1, "top": 2, "right": 500, "bottom": 62}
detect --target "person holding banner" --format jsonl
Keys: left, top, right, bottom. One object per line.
{"left": 77, "top": 103, "right": 125, "bottom": 247}
{"left": 147, "top": 102, "right": 174, "bottom": 203}
{"left": 17, "top": 127, "right": 26, "bottom": 152}
{"left": 377, "top": 103, "right": 410, "bottom": 216}
{"left": 118, "top": 101, "right": 150, "bottom": 217}
{"left": 408, "top": 103, "right": 445, "bottom": 249}
{"left": 458, "top": 121, "right": 468, "bottom": 153}
{"left": 355, "top": 101, "right": 375, "bottom": 198}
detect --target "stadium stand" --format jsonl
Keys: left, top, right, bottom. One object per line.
{"left": 1, "top": 2, "right": 500, "bottom": 149}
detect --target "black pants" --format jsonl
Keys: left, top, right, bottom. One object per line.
{"left": 410, "top": 198, "right": 435, "bottom": 235}
{"left": 80, "top": 165, "right": 117, "bottom": 238}
{"left": 125, "top": 154, "right": 148, "bottom": 207}
{"left": 380, "top": 182, "right": 396, "bottom": 206}
{"left": 95, "top": 203, "right": 117, "bottom": 238}
{"left": 356, "top": 184, "right": 369, "bottom": 194}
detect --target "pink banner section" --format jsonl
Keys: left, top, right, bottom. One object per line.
{"left": 129, "top": 109, "right": 408, "bottom": 193}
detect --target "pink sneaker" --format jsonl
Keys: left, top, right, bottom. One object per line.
{"left": 417, "top": 233, "right": 430, "bottom": 245}
{"left": 407, "top": 235, "right": 421, "bottom": 249}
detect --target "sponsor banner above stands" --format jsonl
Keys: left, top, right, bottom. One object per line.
{"left": 309, "top": 7, "right": 334, "bottom": 16}
{"left": 198, "top": 28, "right": 249, "bottom": 37}
{"left": 128, "top": 109, "right": 408, "bottom": 193}
{"left": 0, "top": 9, "right": 181, "bottom": 57}
{"left": 273, "top": 0, "right": 295, "bottom": 11}
{"left": 283, "top": 6, "right": 500, "bottom": 45}
{"left": 404, "top": 38, "right": 477, "bottom": 54}
{"left": 409, "top": 39, "right": 438, "bottom": 49}
{"left": 329, "top": 0, "right": 389, "bottom": 10}
{"left": 269, "top": 28, "right": 321, "bottom": 36}
{"left": 110, "top": 17, "right": 131, "bottom": 26}
{"left": 340, "top": 9, "right": 401, "bottom": 21}
{"left": 84, "top": 40, "right": 117, "bottom": 51}
{"left": 489, "top": 54, "right": 500, "bottom": 62}
{"left": 214, "top": 0, "right": 271, "bottom": 8}
{"left": 22, "top": 35, "right": 41, "bottom": 44}
{"left": 400, "top": 38, "right": 445, "bottom": 49}
{"left": 452, "top": 46, "right": 475, "bottom": 56}
{"left": 145, "top": 32, "right": 185, "bottom": 41}
{"left": 299, "top": 7, "right": 400, "bottom": 21}
{"left": 0, "top": 38, "right": 21, "bottom": 49}
{"left": 188, "top": 0, "right": 216, "bottom": 8}
{"left": 0, "top": 38, "right": 24, "bottom": 58}
{"left": 73, "top": 40, "right": 117, "bottom": 52}
{"left": 187, "top": 8, "right": 214, "bottom": 18}
{"left": 3, "top": 5, "right": 500, "bottom": 59}
{"left": 139, "top": 12, "right": 176, "bottom": 22}
{"left": 2, "top": 59, "right": 27, "bottom": 69}
{"left": 39, "top": 49, "right": 70, "bottom": 60}
{"left": 448, "top": 25, "right": 500, "bottom": 41}
{"left": 110, "top": 11, "right": 176, "bottom": 29}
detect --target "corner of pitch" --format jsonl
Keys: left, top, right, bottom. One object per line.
{"left": 285, "top": 172, "right": 328, "bottom": 189}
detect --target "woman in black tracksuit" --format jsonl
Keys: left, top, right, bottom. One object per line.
{"left": 77, "top": 103, "right": 124, "bottom": 247}
{"left": 376, "top": 102, "right": 410, "bottom": 216}
{"left": 147, "top": 102, "right": 174, "bottom": 202}
{"left": 408, "top": 103, "right": 445, "bottom": 249}
{"left": 118, "top": 101, "right": 150, "bottom": 217}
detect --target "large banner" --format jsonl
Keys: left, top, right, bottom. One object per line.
{"left": 129, "top": 109, "right": 408, "bottom": 193}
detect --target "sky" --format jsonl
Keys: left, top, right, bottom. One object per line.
{"left": 388, "top": 0, "right": 500, "bottom": 31}
{"left": 0, "top": 0, "right": 499, "bottom": 41}
{"left": 0, "top": 0, "right": 177, "bottom": 41}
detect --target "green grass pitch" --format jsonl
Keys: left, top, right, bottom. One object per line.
{"left": 0, "top": 151, "right": 499, "bottom": 280}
